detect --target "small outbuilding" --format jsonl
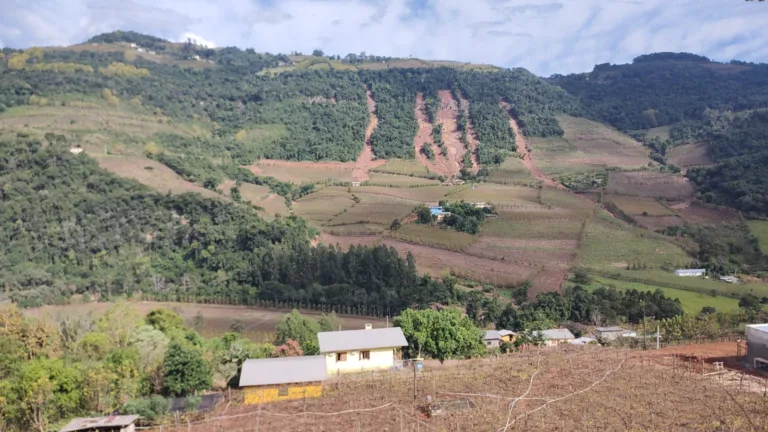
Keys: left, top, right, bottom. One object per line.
{"left": 719, "top": 276, "right": 740, "bottom": 284}
{"left": 746, "top": 323, "right": 768, "bottom": 370}
{"left": 60, "top": 415, "right": 139, "bottom": 432}
{"left": 239, "top": 355, "right": 327, "bottom": 404}
{"left": 595, "top": 326, "right": 630, "bottom": 341}
{"left": 483, "top": 330, "right": 501, "bottom": 348}
{"left": 570, "top": 337, "right": 597, "bottom": 345}
{"left": 674, "top": 268, "right": 705, "bottom": 277}
{"left": 498, "top": 330, "right": 516, "bottom": 342}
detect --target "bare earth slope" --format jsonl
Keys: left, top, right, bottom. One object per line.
{"left": 352, "top": 87, "right": 385, "bottom": 181}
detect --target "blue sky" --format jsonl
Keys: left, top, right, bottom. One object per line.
{"left": 2, "top": 0, "right": 768, "bottom": 76}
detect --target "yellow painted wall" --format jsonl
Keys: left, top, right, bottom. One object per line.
{"left": 325, "top": 347, "right": 396, "bottom": 374}
{"left": 244, "top": 384, "right": 322, "bottom": 404}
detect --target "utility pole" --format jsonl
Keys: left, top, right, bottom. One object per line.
{"left": 656, "top": 324, "right": 660, "bottom": 350}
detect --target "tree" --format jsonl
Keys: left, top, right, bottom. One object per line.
{"left": 275, "top": 339, "right": 303, "bottom": 357}
{"left": 146, "top": 308, "right": 184, "bottom": 334}
{"left": 394, "top": 309, "right": 484, "bottom": 362}
{"left": 312, "top": 49, "right": 325, "bottom": 57}
{"left": 416, "top": 205, "right": 433, "bottom": 224}
{"left": 129, "top": 325, "right": 169, "bottom": 392}
{"left": 496, "top": 303, "right": 518, "bottom": 331}
{"left": 274, "top": 309, "right": 320, "bottom": 352}
{"left": 389, "top": 218, "right": 402, "bottom": 231}
{"left": 318, "top": 312, "right": 341, "bottom": 332}
{"left": 700, "top": 306, "right": 717, "bottom": 315}
{"left": 96, "top": 302, "right": 142, "bottom": 347}
{"left": 572, "top": 269, "right": 591, "bottom": 284}
{"left": 230, "top": 319, "right": 245, "bottom": 334}
{"left": 162, "top": 342, "right": 211, "bottom": 397}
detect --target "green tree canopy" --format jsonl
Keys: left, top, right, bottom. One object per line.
{"left": 394, "top": 308, "right": 484, "bottom": 362}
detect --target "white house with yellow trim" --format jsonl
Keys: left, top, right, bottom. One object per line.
{"left": 318, "top": 325, "right": 407, "bottom": 374}
{"left": 239, "top": 355, "right": 327, "bottom": 404}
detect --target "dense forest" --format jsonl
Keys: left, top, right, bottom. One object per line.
{"left": 0, "top": 139, "right": 458, "bottom": 312}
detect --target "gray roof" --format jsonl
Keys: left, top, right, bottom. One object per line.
{"left": 596, "top": 326, "right": 626, "bottom": 332}
{"left": 532, "top": 329, "right": 575, "bottom": 340}
{"left": 484, "top": 330, "right": 501, "bottom": 340}
{"left": 239, "top": 355, "right": 327, "bottom": 387}
{"left": 318, "top": 327, "right": 407, "bottom": 353}
{"left": 570, "top": 337, "right": 596, "bottom": 345}
{"left": 61, "top": 415, "right": 140, "bottom": 432}
{"left": 675, "top": 268, "right": 705, "bottom": 272}
{"left": 498, "top": 330, "right": 515, "bottom": 337}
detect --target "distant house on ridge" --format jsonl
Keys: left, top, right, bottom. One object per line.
{"left": 674, "top": 268, "right": 705, "bottom": 277}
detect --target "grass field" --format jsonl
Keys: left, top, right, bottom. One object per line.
{"left": 448, "top": 184, "right": 539, "bottom": 205}
{"left": 581, "top": 276, "right": 741, "bottom": 315}
{"left": 578, "top": 211, "right": 691, "bottom": 270}
{"left": 326, "top": 194, "right": 414, "bottom": 227}
{"left": 481, "top": 217, "right": 582, "bottom": 240}
{"left": 747, "top": 220, "right": 768, "bottom": 253}
{"left": 605, "top": 195, "right": 676, "bottom": 216}
{"left": 605, "top": 171, "right": 694, "bottom": 199}
{"left": 95, "top": 155, "right": 224, "bottom": 200}
{"left": 668, "top": 142, "right": 713, "bottom": 168}
{"left": 645, "top": 125, "right": 671, "bottom": 141}
{"left": 248, "top": 162, "right": 356, "bottom": 184}
{"left": 387, "top": 224, "right": 476, "bottom": 251}
{"left": 365, "top": 172, "right": 441, "bottom": 186}
{"left": 353, "top": 185, "right": 453, "bottom": 202}
{"left": 370, "top": 159, "right": 434, "bottom": 177}
{"left": 488, "top": 157, "right": 534, "bottom": 185}
{"left": 531, "top": 116, "right": 650, "bottom": 177}
{"left": 293, "top": 187, "right": 356, "bottom": 224}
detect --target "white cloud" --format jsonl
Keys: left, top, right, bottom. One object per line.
{"left": 1, "top": 0, "right": 767, "bottom": 75}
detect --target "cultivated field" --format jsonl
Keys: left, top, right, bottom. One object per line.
{"left": 293, "top": 187, "right": 356, "bottom": 225}
{"left": 488, "top": 157, "right": 535, "bottom": 185}
{"left": 632, "top": 215, "right": 686, "bottom": 231}
{"left": 646, "top": 125, "right": 671, "bottom": 140}
{"left": 326, "top": 193, "right": 415, "bottom": 228}
{"left": 605, "top": 194, "right": 676, "bottom": 216}
{"left": 354, "top": 185, "right": 453, "bottom": 203}
{"left": 366, "top": 172, "right": 441, "bottom": 186}
{"left": 481, "top": 217, "right": 582, "bottom": 240}
{"left": 668, "top": 142, "right": 714, "bottom": 168}
{"left": 669, "top": 200, "right": 743, "bottom": 225}
{"left": 531, "top": 116, "right": 650, "bottom": 177}
{"left": 95, "top": 155, "right": 224, "bottom": 199}
{"left": 247, "top": 161, "right": 356, "bottom": 184}
{"left": 605, "top": 171, "right": 695, "bottom": 199}
{"left": 23, "top": 301, "right": 387, "bottom": 341}
{"left": 371, "top": 158, "right": 435, "bottom": 178}
{"left": 141, "top": 346, "right": 768, "bottom": 432}
{"left": 448, "top": 184, "right": 539, "bottom": 206}
{"left": 386, "top": 224, "right": 477, "bottom": 252}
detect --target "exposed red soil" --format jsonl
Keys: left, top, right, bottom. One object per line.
{"left": 606, "top": 171, "right": 695, "bottom": 199}
{"left": 435, "top": 90, "right": 467, "bottom": 178}
{"left": 352, "top": 88, "right": 386, "bottom": 181}
{"left": 456, "top": 92, "right": 480, "bottom": 173}
{"left": 499, "top": 101, "right": 565, "bottom": 189}
{"left": 413, "top": 93, "right": 453, "bottom": 178}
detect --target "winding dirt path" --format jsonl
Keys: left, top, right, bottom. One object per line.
{"left": 456, "top": 92, "right": 480, "bottom": 174}
{"left": 499, "top": 101, "right": 565, "bottom": 190}
{"left": 413, "top": 93, "right": 452, "bottom": 178}
{"left": 352, "top": 87, "right": 386, "bottom": 181}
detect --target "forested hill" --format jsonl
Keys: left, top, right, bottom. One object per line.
{"left": 0, "top": 138, "right": 457, "bottom": 310}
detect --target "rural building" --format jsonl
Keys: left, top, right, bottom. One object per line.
{"left": 484, "top": 330, "right": 501, "bottom": 348}
{"left": 429, "top": 206, "right": 444, "bottom": 216}
{"left": 720, "top": 276, "right": 740, "bottom": 284}
{"left": 674, "top": 268, "right": 705, "bottom": 277}
{"left": 350, "top": 181, "right": 361, "bottom": 187}
{"left": 318, "top": 325, "right": 407, "bottom": 374}
{"left": 69, "top": 147, "right": 84, "bottom": 154}
{"left": 498, "top": 330, "right": 516, "bottom": 342}
{"left": 60, "top": 415, "right": 139, "bottom": 432}
{"left": 595, "top": 326, "right": 631, "bottom": 341}
{"left": 239, "top": 355, "right": 327, "bottom": 404}
{"left": 472, "top": 202, "right": 491, "bottom": 209}
{"left": 532, "top": 329, "right": 575, "bottom": 347}
{"left": 745, "top": 324, "right": 768, "bottom": 370}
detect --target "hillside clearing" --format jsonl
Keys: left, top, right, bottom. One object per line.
{"left": 605, "top": 171, "right": 694, "bottom": 199}
{"left": 747, "top": 220, "right": 768, "bottom": 253}
{"left": 668, "top": 142, "right": 714, "bottom": 168}
{"left": 605, "top": 195, "right": 676, "bottom": 216}
{"left": 386, "top": 224, "right": 476, "bottom": 252}
{"left": 247, "top": 161, "right": 355, "bottom": 184}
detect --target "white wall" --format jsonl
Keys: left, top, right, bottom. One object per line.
{"left": 324, "top": 347, "right": 396, "bottom": 374}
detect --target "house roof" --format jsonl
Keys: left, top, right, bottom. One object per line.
{"left": 484, "top": 330, "right": 501, "bottom": 340}
{"left": 239, "top": 355, "right": 327, "bottom": 387}
{"left": 318, "top": 327, "right": 407, "bottom": 353}
{"left": 498, "top": 330, "right": 515, "bottom": 337}
{"left": 596, "top": 326, "right": 626, "bottom": 332}
{"left": 746, "top": 323, "right": 768, "bottom": 334}
{"left": 60, "top": 415, "right": 140, "bottom": 432}
{"left": 570, "top": 337, "right": 596, "bottom": 345}
{"left": 675, "top": 268, "right": 705, "bottom": 272}
{"left": 532, "top": 329, "right": 575, "bottom": 340}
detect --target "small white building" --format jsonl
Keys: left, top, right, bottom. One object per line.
{"left": 483, "top": 330, "right": 501, "bottom": 348}
{"left": 595, "top": 326, "right": 632, "bottom": 341}
{"left": 69, "top": 147, "right": 84, "bottom": 154}
{"left": 531, "top": 329, "right": 575, "bottom": 347}
{"left": 318, "top": 325, "right": 407, "bottom": 374}
{"left": 350, "top": 181, "right": 361, "bottom": 187}
{"left": 720, "top": 276, "right": 740, "bottom": 284}
{"left": 674, "top": 268, "right": 705, "bottom": 277}
{"left": 60, "top": 415, "right": 139, "bottom": 432}
{"left": 570, "top": 337, "right": 597, "bottom": 345}
{"left": 746, "top": 324, "right": 768, "bottom": 370}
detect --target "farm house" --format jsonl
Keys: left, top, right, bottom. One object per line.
{"left": 595, "top": 326, "right": 631, "bottom": 341}
{"left": 484, "top": 330, "right": 501, "bottom": 348}
{"left": 319, "top": 325, "right": 407, "bottom": 374}
{"left": 674, "top": 268, "right": 705, "bottom": 277}
{"left": 239, "top": 356, "right": 327, "bottom": 404}
{"left": 532, "top": 329, "right": 575, "bottom": 347}
{"left": 745, "top": 324, "right": 768, "bottom": 370}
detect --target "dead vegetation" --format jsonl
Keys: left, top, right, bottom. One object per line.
{"left": 142, "top": 345, "right": 768, "bottom": 432}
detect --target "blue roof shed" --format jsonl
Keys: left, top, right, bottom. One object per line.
{"left": 429, "top": 206, "right": 443, "bottom": 216}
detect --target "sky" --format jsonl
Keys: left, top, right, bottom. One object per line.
{"left": 2, "top": 0, "right": 768, "bottom": 76}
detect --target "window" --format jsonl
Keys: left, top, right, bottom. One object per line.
{"left": 336, "top": 352, "right": 347, "bottom": 362}
{"left": 486, "top": 341, "right": 492, "bottom": 346}
{"left": 278, "top": 387, "right": 289, "bottom": 396}
{"left": 360, "top": 350, "right": 370, "bottom": 360}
